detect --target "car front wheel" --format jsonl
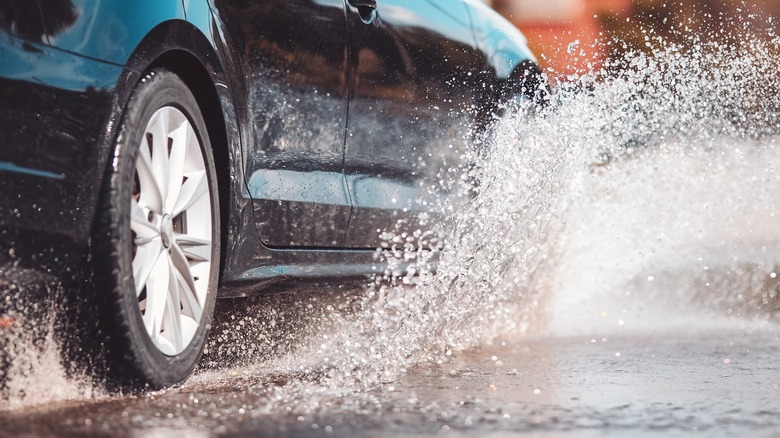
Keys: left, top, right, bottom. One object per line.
{"left": 91, "top": 69, "right": 220, "bottom": 390}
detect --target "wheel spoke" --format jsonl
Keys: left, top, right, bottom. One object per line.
{"left": 130, "top": 199, "right": 159, "bottom": 241}
{"left": 148, "top": 111, "right": 170, "bottom": 203}
{"left": 163, "top": 261, "right": 184, "bottom": 353}
{"left": 165, "top": 120, "right": 189, "bottom": 212}
{"left": 172, "top": 258, "right": 203, "bottom": 322}
{"left": 170, "top": 243, "right": 201, "bottom": 305}
{"left": 143, "top": 252, "right": 170, "bottom": 339}
{"left": 136, "top": 142, "right": 164, "bottom": 213}
{"left": 132, "top": 238, "right": 162, "bottom": 296}
{"left": 172, "top": 170, "right": 208, "bottom": 216}
{"left": 175, "top": 233, "right": 211, "bottom": 263}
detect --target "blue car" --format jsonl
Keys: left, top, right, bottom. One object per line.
{"left": 0, "top": 0, "right": 544, "bottom": 389}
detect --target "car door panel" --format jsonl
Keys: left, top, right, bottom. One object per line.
{"left": 342, "top": 0, "right": 486, "bottom": 248}
{"left": 210, "top": 0, "right": 352, "bottom": 248}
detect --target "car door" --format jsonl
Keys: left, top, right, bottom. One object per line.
{"left": 212, "top": 0, "right": 351, "bottom": 248}
{"left": 342, "top": 0, "right": 487, "bottom": 248}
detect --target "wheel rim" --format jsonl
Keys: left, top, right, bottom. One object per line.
{"left": 130, "top": 106, "right": 213, "bottom": 356}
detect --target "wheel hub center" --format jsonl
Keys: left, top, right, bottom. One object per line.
{"left": 160, "top": 214, "right": 173, "bottom": 249}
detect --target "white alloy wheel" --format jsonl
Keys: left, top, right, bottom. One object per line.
{"left": 130, "top": 106, "right": 213, "bottom": 356}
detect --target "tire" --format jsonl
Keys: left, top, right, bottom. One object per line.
{"left": 91, "top": 69, "right": 220, "bottom": 390}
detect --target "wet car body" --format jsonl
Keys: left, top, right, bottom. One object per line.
{"left": 0, "top": 0, "right": 545, "bottom": 388}
{"left": 0, "top": 0, "right": 541, "bottom": 297}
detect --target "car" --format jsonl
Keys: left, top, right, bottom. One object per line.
{"left": 0, "top": 0, "right": 545, "bottom": 390}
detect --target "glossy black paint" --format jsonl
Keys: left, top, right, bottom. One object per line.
{"left": 0, "top": 0, "right": 542, "bottom": 298}
{"left": 343, "top": 0, "right": 491, "bottom": 247}
{"left": 211, "top": 0, "right": 352, "bottom": 249}
{"left": 0, "top": 7, "right": 120, "bottom": 283}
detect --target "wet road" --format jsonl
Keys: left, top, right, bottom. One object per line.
{"left": 2, "top": 320, "right": 779, "bottom": 437}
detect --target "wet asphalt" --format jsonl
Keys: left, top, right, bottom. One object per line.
{"left": 2, "top": 309, "right": 779, "bottom": 437}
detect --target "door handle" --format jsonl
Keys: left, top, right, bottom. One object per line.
{"left": 348, "top": 0, "right": 377, "bottom": 9}
{"left": 347, "top": 0, "right": 377, "bottom": 23}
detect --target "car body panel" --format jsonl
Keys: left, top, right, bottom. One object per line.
{"left": 462, "top": 0, "right": 543, "bottom": 103}
{"left": 465, "top": 0, "right": 536, "bottom": 80}
{"left": 210, "top": 0, "right": 352, "bottom": 249}
{"left": 345, "top": 0, "right": 536, "bottom": 247}
{"left": 40, "top": 0, "right": 185, "bottom": 65}
{"left": 0, "top": 25, "right": 122, "bottom": 279}
{"left": 342, "top": 0, "right": 501, "bottom": 247}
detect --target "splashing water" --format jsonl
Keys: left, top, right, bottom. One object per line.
{"left": 193, "top": 30, "right": 780, "bottom": 416}
{"left": 360, "top": 30, "right": 780, "bottom": 372}
{"left": 0, "top": 266, "right": 99, "bottom": 410}
{"left": 3, "top": 25, "right": 780, "bottom": 417}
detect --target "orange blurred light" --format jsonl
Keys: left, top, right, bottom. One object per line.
{"left": 495, "top": 0, "right": 629, "bottom": 81}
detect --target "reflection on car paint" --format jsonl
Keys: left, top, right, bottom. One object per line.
{"left": 0, "top": 162, "right": 65, "bottom": 179}
{"left": 214, "top": 0, "right": 352, "bottom": 248}
{"left": 42, "top": 0, "right": 185, "bottom": 65}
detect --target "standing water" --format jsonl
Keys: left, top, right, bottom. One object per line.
{"left": 2, "top": 19, "right": 780, "bottom": 437}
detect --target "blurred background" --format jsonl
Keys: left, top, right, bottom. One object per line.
{"left": 481, "top": 0, "right": 780, "bottom": 80}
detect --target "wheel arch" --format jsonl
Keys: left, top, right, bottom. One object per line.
{"left": 117, "top": 19, "right": 239, "bottom": 281}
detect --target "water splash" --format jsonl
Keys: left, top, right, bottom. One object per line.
{"left": 360, "top": 28, "right": 780, "bottom": 372}
{"left": 3, "top": 20, "right": 780, "bottom": 419}
{"left": 192, "top": 27, "right": 780, "bottom": 419}
{"left": 0, "top": 265, "right": 99, "bottom": 410}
